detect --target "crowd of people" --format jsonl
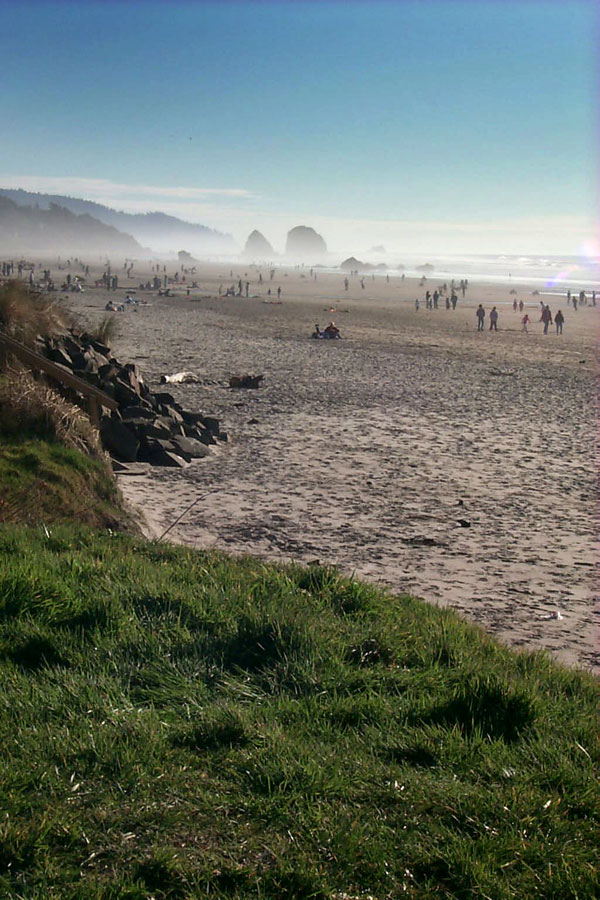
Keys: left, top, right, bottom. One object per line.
{"left": 473, "top": 300, "right": 570, "bottom": 334}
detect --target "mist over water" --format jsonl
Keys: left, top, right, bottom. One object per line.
{"left": 317, "top": 251, "right": 599, "bottom": 291}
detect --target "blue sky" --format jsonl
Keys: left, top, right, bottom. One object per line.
{"left": 1, "top": 0, "right": 597, "bottom": 254}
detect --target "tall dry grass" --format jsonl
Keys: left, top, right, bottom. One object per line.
{"left": 0, "top": 369, "right": 103, "bottom": 457}
{"left": 0, "top": 280, "right": 72, "bottom": 348}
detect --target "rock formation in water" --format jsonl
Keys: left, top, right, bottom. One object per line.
{"left": 243, "top": 230, "right": 275, "bottom": 257}
{"left": 285, "top": 226, "right": 327, "bottom": 258}
{"left": 340, "top": 256, "right": 364, "bottom": 271}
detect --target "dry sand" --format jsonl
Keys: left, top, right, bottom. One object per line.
{"left": 68, "top": 260, "right": 598, "bottom": 673}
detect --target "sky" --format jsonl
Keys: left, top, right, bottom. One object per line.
{"left": 1, "top": 0, "right": 598, "bottom": 256}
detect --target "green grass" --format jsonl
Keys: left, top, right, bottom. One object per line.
{"left": 0, "top": 525, "right": 597, "bottom": 899}
{"left": 0, "top": 437, "right": 132, "bottom": 530}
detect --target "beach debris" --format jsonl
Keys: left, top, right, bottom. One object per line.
{"left": 402, "top": 535, "right": 440, "bottom": 547}
{"left": 229, "top": 374, "right": 264, "bottom": 389}
{"left": 160, "top": 371, "right": 200, "bottom": 384}
{"left": 539, "top": 611, "right": 564, "bottom": 620}
{"left": 489, "top": 368, "right": 515, "bottom": 377}
{"left": 247, "top": 418, "right": 259, "bottom": 425}
{"left": 457, "top": 519, "right": 471, "bottom": 528}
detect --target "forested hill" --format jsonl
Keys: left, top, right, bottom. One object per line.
{"left": 0, "top": 196, "right": 143, "bottom": 256}
{"left": 0, "top": 188, "right": 235, "bottom": 254}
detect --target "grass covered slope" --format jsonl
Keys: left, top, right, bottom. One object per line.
{"left": 1, "top": 526, "right": 598, "bottom": 899}
{"left": 0, "top": 437, "right": 128, "bottom": 529}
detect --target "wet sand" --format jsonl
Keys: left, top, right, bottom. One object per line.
{"left": 70, "top": 261, "right": 598, "bottom": 672}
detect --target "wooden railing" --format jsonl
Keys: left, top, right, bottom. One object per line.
{"left": 0, "top": 332, "right": 118, "bottom": 426}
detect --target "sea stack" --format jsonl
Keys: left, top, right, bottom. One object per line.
{"left": 243, "top": 229, "right": 275, "bottom": 257}
{"left": 340, "top": 256, "right": 364, "bottom": 271}
{"left": 285, "top": 225, "right": 327, "bottom": 259}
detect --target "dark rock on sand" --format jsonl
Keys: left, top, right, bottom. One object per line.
{"left": 100, "top": 416, "right": 139, "bottom": 463}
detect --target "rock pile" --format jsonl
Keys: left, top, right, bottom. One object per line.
{"left": 42, "top": 329, "right": 227, "bottom": 467}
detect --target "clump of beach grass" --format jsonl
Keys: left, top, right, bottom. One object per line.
{"left": 0, "top": 369, "right": 103, "bottom": 457}
{"left": 0, "top": 280, "right": 71, "bottom": 347}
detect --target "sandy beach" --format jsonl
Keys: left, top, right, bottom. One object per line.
{"left": 67, "top": 260, "right": 598, "bottom": 673}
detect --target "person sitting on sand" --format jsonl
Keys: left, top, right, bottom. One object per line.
{"left": 312, "top": 324, "right": 324, "bottom": 339}
{"left": 323, "top": 321, "right": 340, "bottom": 339}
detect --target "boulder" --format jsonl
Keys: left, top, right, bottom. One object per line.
{"left": 114, "top": 377, "right": 142, "bottom": 407}
{"left": 121, "top": 405, "right": 155, "bottom": 420}
{"left": 142, "top": 441, "right": 189, "bottom": 467}
{"left": 152, "top": 391, "right": 177, "bottom": 407}
{"left": 47, "top": 346, "right": 74, "bottom": 368}
{"left": 99, "top": 416, "right": 139, "bottom": 462}
{"left": 143, "top": 421, "right": 174, "bottom": 439}
{"left": 201, "top": 416, "right": 220, "bottom": 435}
{"left": 170, "top": 435, "right": 210, "bottom": 460}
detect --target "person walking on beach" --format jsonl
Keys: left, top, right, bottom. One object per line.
{"left": 476, "top": 304, "right": 485, "bottom": 331}
{"left": 277, "top": 286, "right": 281, "bottom": 299}
{"left": 519, "top": 299, "right": 524, "bottom": 312}
{"left": 489, "top": 307, "right": 499, "bottom": 331}
{"left": 540, "top": 304, "right": 552, "bottom": 334}
{"left": 521, "top": 313, "right": 530, "bottom": 333}
{"left": 555, "top": 309, "right": 564, "bottom": 334}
